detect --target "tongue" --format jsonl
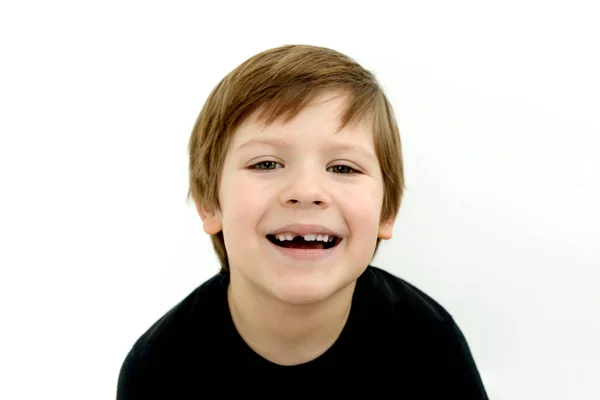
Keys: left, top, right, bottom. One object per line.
{"left": 281, "top": 239, "right": 325, "bottom": 249}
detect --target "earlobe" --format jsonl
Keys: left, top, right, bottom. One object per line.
{"left": 192, "top": 193, "right": 223, "bottom": 235}
{"left": 202, "top": 214, "right": 223, "bottom": 235}
{"left": 377, "top": 219, "right": 395, "bottom": 240}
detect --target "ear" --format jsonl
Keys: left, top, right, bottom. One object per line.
{"left": 192, "top": 192, "right": 223, "bottom": 235}
{"left": 377, "top": 218, "right": 395, "bottom": 240}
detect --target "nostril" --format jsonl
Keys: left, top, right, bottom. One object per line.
{"left": 285, "top": 199, "right": 326, "bottom": 206}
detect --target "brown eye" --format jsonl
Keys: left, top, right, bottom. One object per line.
{"left": 328, "top": 165, "right": 358, "bottom": 174}
{"left": 251, "top": 161, "right": 283, "bottom": 170}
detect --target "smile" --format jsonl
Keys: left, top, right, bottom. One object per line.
{"left": 266, "top": 234, "right": 342, "bottom": 250}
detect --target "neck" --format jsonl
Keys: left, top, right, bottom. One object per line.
{"left": 227, "top": 271, "right": 355, "bottom": 366}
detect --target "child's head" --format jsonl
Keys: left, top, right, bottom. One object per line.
{"left": 188, "top": 44, "right": 404, "bottom": 304}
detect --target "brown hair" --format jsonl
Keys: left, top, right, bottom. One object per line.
{"left": 187, "top": 44, "right": 405, "bottom": 273}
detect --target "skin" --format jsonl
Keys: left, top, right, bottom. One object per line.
{"left": 194, "top": 91, "right": 395, "bottom": 365}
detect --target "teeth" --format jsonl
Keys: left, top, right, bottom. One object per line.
{"left": 273, "top": 233, "right": 336, "bottom": 242}
{"left": 276, "top": 234, "right": 293, "bottom": 241}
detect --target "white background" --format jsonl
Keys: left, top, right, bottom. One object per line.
{"left": 1, "top": 1, "right": 598, "bottom": 399}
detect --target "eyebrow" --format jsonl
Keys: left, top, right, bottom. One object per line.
{"left": 235, "top": 138, "right": 376, "bottom": 162}
{"left": 235, "top": 138, "right": 291, "bottom": 153}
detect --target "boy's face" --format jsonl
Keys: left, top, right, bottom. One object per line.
{"left": 198, "top": 91, "right": 394, "bottom": 305}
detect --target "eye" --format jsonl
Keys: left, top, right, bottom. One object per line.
{"left": 250, "top": 160, "right": 284, "bottom": 170}
{"left": 327, "top": 165, "right": 360, "bottom": 174}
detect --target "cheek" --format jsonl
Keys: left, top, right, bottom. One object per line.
{"left": 221, "top": 176, "right": 269, "bottom": 227}
{"left": 348, "top": 197, "right": 382, "bottom": 232}
{"left": 345, "top": 176, "right": 384, "bottom": 210}
{"left": 220, "top": 177, "right": 270, "bottom": 262}
{"left": 340, "top": 182, "right": 384, "bottom": 233}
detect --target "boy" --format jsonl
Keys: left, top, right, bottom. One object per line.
{"left": 117, "top": 44, "right": 488, "bottom": 398}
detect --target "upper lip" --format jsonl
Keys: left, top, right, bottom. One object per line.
{"left": 267, "top": 224, "right": 342, "bottom": 237}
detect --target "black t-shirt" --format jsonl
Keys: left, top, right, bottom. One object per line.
{"left": 117, "top": 266, "right": 489, "bottom": 398}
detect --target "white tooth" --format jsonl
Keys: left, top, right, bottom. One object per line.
{"left": 276, "top": 234, "right": 286, "bottom": 241}
{"left": 317, "top": 234, "right": 324, "bottom": 241}
{"left": 328, "top": 236, "right": 334, "bottom": 242}
{"left": 322, "top": 235, "right": 328, "bottom": 242}
{"left": 303, "top": 234, "right": 316, "bottom": 241}
{"left": 285, "top": 234, "right": 294, "bottom": 241}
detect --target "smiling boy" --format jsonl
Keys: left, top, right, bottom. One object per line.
{"left": 117, "top": 45, "right": 488, "bottom": 398}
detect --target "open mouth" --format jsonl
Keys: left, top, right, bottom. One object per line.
{"left": 266, "top": 234, "right": 342, "bottom": 250}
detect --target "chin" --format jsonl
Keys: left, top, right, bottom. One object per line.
{"left": 267, "top": 272, "right": 355, "bottom": 306}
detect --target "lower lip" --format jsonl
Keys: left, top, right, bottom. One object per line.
{"left": 267, "top": 239, "right": 341, "bottom": 261}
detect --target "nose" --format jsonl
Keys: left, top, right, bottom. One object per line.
{"left": 280, "top": 166, "right": 331, "bottom": 209}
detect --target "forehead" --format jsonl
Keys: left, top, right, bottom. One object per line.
{"left": 230, "top": 91, "right": 374, "bottom": 149}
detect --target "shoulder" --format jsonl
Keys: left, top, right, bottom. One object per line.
{"left": 117, "top": 272, "right": 228, "bottom": 396}
{"left": 359, "top": 265, "right": 453, "bottom": 325}
{"left": 132, "top": 272, "right": 227, "bottom": 355}
{"left": 357, "top": 266, "right": 488, "bottom": 398}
